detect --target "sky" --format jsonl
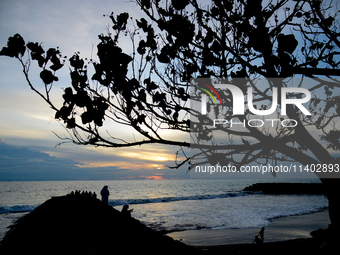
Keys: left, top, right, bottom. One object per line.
{"left": 0, "top": 0, "right": 324, "bottom": 181}
{"left": 0, "top": 0, "right": 194, "bottom": 181}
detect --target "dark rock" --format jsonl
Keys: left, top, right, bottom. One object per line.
{"left": 243, "top": 183, "right": 324, "bottom": 195}
{"left": 0, "top": 194, "right": 201, "bottom": 255}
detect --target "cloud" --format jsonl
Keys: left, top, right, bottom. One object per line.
{"left": 0, "top": 139, "right": 117, "bottom": 180}
{"left": 0, "top": 139, "right": 190, "bottom": 181}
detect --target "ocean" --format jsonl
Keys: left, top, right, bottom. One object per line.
{"left": 0, "top": 178, "right": 328, "bottom": 241}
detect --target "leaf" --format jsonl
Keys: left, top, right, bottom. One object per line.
{"left": 296, "top": 12, "right": 303, "bottom": 18}
{"left": 278, "top": 34, "right": 298, "bottom": 54}
{"left": 81, "top": 111, "right": 93, "bottom": 125}
{"left": 137, "top": 114, "right": 146, "bottom": 124}
{"left": 172, "top": 0, "right": 189, "bottom": 10}
{"left": 324, "top": 16, "right": 334, "bottom": 28}
{"left": 113, "top": 12, "right": 129, "bottom": 30}
{"left": 0, "top": 33, "right": 26, "bottom": 58}
{"left": 137, "top": 40, "right": 146, "bottom": 55}
{"left": 157, "top": 52, "right": 170, "bottom": 63}
{"left": 120, "top": 53, "right": 133, "bottom": 65}
{"left": 136, "top": 18, "right": 148, "bottom": 32}
{"left": 69, "top": 54, "right": 84, "bottom": 69}
{"left": 26, "top": 42, "right": 45, "bottom": 66}
{"left": 50, "top": 56, "right": 63, "bottom": 71}
{"left": 74, "top": 90, "right": 92, "bottom": 108}
{"left": 55, "top": 105, "right": 73, "bottom": 120}
{"left": 40, "top": 69, "right": 58, "bottom": 84}
{"left": 67, "top": 118, "right": 76, "bottom": 129}
{"left": 62, "top": 87, "right": 74, "bottom": 102}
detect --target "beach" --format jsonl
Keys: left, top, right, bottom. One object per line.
{"left": 0, "top": 179, "right": 328, "bottom": 243}
{"left": 168, "top": 209, "right": 330, "bottom": 246}
{"left": 0, "top": 179, "right": 332, "bottom": 255}
{"left": 0, "top": 194, "right": 332, "bottom": 255}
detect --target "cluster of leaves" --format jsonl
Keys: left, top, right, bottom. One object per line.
{"left": 0, "top": 34, "right": 26, "bottom": 58}
{"left": 321, "top": 130, "right": 340, "bottom": 150}
{"left": 0, "top": 34, "right": 64, "bottom": 85}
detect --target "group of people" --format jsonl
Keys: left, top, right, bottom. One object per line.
{"left": 72, "top": 186, "right": 266, "bottom": 239}
{"left": 100, "top": 185, "right": 134, "bottom": 219}
{"left": 68, "top": 190, "right": 97, "bottom": 199}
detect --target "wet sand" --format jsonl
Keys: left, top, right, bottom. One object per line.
{"left": 167, "top": 209, "right": 330, "bottom": 246}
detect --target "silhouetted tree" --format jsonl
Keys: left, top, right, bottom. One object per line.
{"left": 1, "top": 0, "right": 340, "bottom": 229}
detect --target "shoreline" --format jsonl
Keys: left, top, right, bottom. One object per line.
{"left": 167, "top": 209, "right": 330, "bottom": 246}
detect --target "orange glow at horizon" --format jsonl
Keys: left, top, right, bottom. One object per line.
{"left": 141, "top": 175, "right": 164, "bottom": 180}
{"left": 76, "top": 161, "right": 167, "bottom": 170}
{"left": 116, "top": 151, "right": 175, "bottom": 162}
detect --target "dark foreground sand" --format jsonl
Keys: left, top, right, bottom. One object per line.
{"left": 168, "top": 209, "right": 330, "bottom": 246}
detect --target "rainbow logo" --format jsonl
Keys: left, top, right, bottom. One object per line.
{"left": 197, "top": 82, "right": 223, "bottom": 107}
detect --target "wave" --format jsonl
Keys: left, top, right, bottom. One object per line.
{"left": 108, "top": 191, "right": 258, "bottom": 207}
{"left": 144, "top": 205, "right": 329, "bottom": 233}
{"left": 0, "top": 191, "right": 256, "bottom": 214}
{"left": 0, "top": 205, "right": 37, "bottom": 214}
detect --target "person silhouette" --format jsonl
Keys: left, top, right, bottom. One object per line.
{"left": 251, "top": 235, "right": 263, "bottom": 245}
{"left": 100, "top": 185, "right": 110, "bottom": 204}
{"left": 121, "top": 204, "right": 134, "bottom": 219}
{"left": 258, "top": 227, "right": 265, "bottom": 242}
{"left": 252, "top": 227, "right": 265, "bottom": 244}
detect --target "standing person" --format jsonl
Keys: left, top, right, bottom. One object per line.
{"left": 258, "top": 227, "right": 265, "bottom": 242}
{"left": 100, "top": 185, "right": 110, "bottom": 204}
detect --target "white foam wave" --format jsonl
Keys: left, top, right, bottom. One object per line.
{"left": 0, "top": 205, "right": 37, "bottom": 214}
{"left": 109, "top": 191, "right": 254, "bottom": 206}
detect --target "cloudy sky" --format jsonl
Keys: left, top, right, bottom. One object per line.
{"left": 0, "top": 0, "right": 194, "bottom": 181}
{"left": 0, "top": 0, "right": 323, "bottom": 181}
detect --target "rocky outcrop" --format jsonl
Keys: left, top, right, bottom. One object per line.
{"left": 243, "top": 183, "right": 324, "bottom": 195}
{"left": 0, "top": 192, "right": 200, "bottom": 255}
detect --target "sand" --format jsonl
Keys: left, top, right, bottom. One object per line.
{"left": 167, "top": 209, "right": 330, "bottom": 246}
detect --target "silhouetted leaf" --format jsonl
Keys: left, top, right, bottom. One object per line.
{"left": 0, "top": 34, "right": 25, "bottom": 58}
{"left": 81, "top": 111, "right": 93, "bottom": 125}
{"left": 50, "top": 52, "right": 64, "bottom": 71}
{"left": 278, "top": 34, "right": 298, "bottom": 54}
{"left": 137, "top": 114, "right": 146, "bottom": 124}
{"left": 74, "top": 90, "right": 92, "bottom": 108}
{"left": 137, "top": 40, "right": 146, "bottom": 55}
{"left": 40, "top": 69, "right": 58, "bottom": 84}
{"left": 69, "top": 54, "right": 84, "bottom": 69}
{"left": 55, "top": 105, "right": 73, "bottom": 120}
{"left": 62, "top": 87, "right": 74, "bottom": 103}
{"left": 136, "top": 18, "right": 148, "bottom": 32}
{"left": 296, "top": 12, "right": 303, "bottom": 18}
{"left": 172, "top": 0, "right": 189, "bottom": 10}
{"left": 113, "top": 12, "right": 129, "bottom": 30}
{"left": 67, "top": 118, "right": 76, "bottom": 129}
{"left": 26, "top": 42, "right": 45, "bottom": 66}
{"left": 324, "top": 16, "right": 334, "bottom": 28}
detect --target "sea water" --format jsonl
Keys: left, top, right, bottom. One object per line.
{"left": 0, "top": 178, "right": 328, "bottom": 240}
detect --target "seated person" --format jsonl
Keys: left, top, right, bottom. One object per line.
{"left": 121, "top": 204, "right": 134, "bottom": 219}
